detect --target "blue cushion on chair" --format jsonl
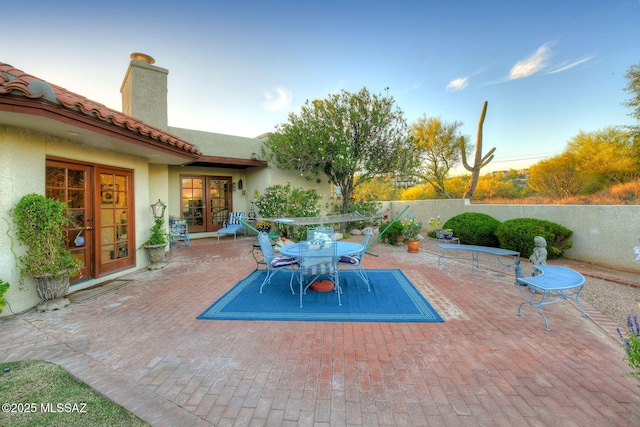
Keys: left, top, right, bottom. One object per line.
{"left": 270, "top": 256, "right": 297, "bottom": 268}
{"left": 339, "top": 255, "right": 360, "bottom": 265}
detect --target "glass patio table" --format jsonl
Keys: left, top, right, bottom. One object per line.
{"left": 279, "top": 241, "right": 364, "bottom": 293}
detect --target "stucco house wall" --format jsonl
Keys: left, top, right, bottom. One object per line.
{"left": 0, "top": 126, "right": 158, "bottom": 313}
{"left": 0, "top": 53, "right": 329, "bottom": 316}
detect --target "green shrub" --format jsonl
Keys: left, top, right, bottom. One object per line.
{"left": 618, "top": 314, "right": 640, "bottom": 386}
{"left": 443, "top": 212, "right": 501, "bottom": 247}
{"left": 255, "top": 184, "right": 321, "bottom": 238}
{"left": 331, "top": 199, "right": 382, "bottom": 230}
{"left": 378, "top": 219, "right": 405, "bottom": 245}
{"left": 0, "top": 280, "right": 9, "bottom": 314}
{"left": 11, "top": 193, "right": 82, "bottom": 279}
{"left": 495, "top": 218, "right": 573, "bottom": 259}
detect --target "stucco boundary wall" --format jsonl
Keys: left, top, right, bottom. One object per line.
{"left": 382, "top": 199, "right": 639, "bottom": 272}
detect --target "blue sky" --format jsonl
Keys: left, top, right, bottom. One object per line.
{"left": 4, "top": 0, "right": 640, "bottom": 173}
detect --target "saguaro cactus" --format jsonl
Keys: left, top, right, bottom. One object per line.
{"left": 461, "top": 101, "right": 495, "bottom": 199}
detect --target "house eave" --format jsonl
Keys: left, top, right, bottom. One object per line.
{"left": 0, "top": 97, "right": 201, "bottom": 164}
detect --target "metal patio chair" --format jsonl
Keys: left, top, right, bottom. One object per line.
{"left": 257, "top": 233, "right": 297, "bottom": 294}
{"left": 338, "top": 229, "right": 372, "bottom": 291}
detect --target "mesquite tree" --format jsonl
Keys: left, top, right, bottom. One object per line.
{"left": 410, "top": 115, "right": 468, "bottom": 199}
{"left": 461, "top": 101, "right": 496, "bottom": 199}
{"left": 263, "top": 87, "right": 417, "bottom": 225}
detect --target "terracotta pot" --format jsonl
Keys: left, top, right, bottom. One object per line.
{"left": 406, "top": 240, "right": 421, "bottom": 253}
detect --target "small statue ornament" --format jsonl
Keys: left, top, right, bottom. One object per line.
{"left": 529, "top": 236, "right": 548, "bottom": 276}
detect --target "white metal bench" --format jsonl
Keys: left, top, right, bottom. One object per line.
{"left": 516, "top": 265, "right": 587, "bottom": 331}
{"left": 436, "top": 243, "right": 520, "bottom": 277}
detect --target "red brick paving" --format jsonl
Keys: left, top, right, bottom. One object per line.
{"left": 1, "top": 236, "right": 639, "bottom": 426}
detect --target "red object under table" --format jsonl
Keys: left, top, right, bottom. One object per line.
{"left": 310, "top": 280, "right": 334, "bottom": 292}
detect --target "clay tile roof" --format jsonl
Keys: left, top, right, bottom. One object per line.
{"left": 0, "top": 62, "right": 202, "bottom": 157}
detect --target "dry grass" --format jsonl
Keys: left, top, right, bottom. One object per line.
{"left": 475, "top": 179, "right": 640, "bottom": 204}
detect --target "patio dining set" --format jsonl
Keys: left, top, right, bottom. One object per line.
{"left": 256, "top": 226, "right": 372, "bottom": 308}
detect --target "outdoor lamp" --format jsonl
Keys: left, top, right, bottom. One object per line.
{"left": 150, "top": 199, "right": 166, "bottom": 219}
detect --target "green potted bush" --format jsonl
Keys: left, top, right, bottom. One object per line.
{"left": 11, "top": 193, "right": 82, "bottom": 312}
{"left": 378, "top": 219, "right": 405, "bottom": 245}
{"left": 402, "top": 218, "right": 423, "bottom": 252}
{"left": 142, "top": 217, "right": 170, "bottom": 270}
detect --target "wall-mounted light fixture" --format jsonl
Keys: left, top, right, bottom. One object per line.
{"left": 238, "top": 179, "right": 243, "bottom": 190}
{"left": 150, "top": 199, "right": 166, "bottom": 219}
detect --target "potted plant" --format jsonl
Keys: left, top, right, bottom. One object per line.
{"left": 256, "top": 220, "right": 272, "bottom": 234}
{"left": 142, "top": 217, "right": 170, "bottom": 270}
{"left": 378, "top": 219, "right": 405, "bottom": 245}
{"left": 402, "top": 218, "right": 423, "bottom": 253}
{"left": 429, "top": 216, "right": 445, "bottom": 239}
{"left": 11, "top": 193, "right": 82, "bottom": 312}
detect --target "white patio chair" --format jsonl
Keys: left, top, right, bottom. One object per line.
{"left": 297, "top": 239, "right": 341, "bottom": 308}
{"left": 257, "top": 233, "right": 296, "bottom": 294}
{"left": 338, "top": 230, "right": 372, "bottom": 291}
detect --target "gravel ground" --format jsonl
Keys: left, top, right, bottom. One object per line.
{"left": 416, "top": 236, "right": 640, "bottom": 329}
{"left": 578, "top": 273, "right": 640, "bottom": 329}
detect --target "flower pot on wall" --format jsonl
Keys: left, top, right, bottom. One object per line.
{"left": 406, "top": 240, "right": 421, "bottom": 253}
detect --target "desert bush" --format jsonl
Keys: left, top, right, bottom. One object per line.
{"left": 378, "top": 219, "right": 405, "bottom": 245}
{"left": 495, "top": 218, "right": 573, "bottom": 259}
{"left": 443, "top": 212, "right": 501, "bottom": 247}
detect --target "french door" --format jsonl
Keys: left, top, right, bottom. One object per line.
{"left": 46, "top": 159, "right": 135, "bottom": 280}
{"left": 46, "top": 161, "right": 92, "bottom": 280}
{"left": 181, "top": 176, "right": 232, "bottom": 232}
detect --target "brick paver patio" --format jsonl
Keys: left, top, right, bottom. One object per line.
{"left": 1, "top": 236, "right": 639, "bottom": 426}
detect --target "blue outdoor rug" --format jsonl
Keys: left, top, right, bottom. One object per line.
{"left": 197, "top": 269, "right": 443, "bottom": 322}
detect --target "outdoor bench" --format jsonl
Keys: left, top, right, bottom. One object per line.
{"left": 516, "top": 265, "right": 587, "bottom": 331}
{"left": 436, "top": 243, "right": 520, "bottom": 278}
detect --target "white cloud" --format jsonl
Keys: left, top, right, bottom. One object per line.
{"left": 546, "top": 55, "right": 595, "bottom": 74}
{"left": 446, "top": 77, "right": 469, "bottom": 91}
{"left": 508, "top": 43, "right": 551, "bottom": 80}
{"left": 263, "top": 87, "right": 292, "bottom": 112}
{"left": 398, "top": 83, "right": 422, "bottom": 95}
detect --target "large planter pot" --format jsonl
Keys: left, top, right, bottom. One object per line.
{"left": 33, "top": 274, "right": 70, "bottom": 312}
{"left": 406, "top": 240, "right": 421, "bottom": 253}
{"left": 144, "top": 244, "right": 168, "bottom": 270}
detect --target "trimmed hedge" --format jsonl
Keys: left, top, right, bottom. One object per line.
{"left": 495, "top": 218, "right": 573, "bottom": 259}
{"left": 443, "top": 212, "right": 501, "bottom": 247}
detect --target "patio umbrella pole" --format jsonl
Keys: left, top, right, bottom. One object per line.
{"left": 238, "top": 218, "right": 260, "bottom": 235}
{"left": 365, "top": 205, "right": 409, "bottom": 257}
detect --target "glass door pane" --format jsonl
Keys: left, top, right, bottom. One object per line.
{"left": 181, "top": 177, "right": 205, "bottom": 232}
{"left": 99, "top": 170, "right": 131, "bottom": 272}
{"left": 209, "top": 179, "right": 230, "bottom": 231}
{"left": 46, "top": 162, "right": 92, "bottom": 281}
{"left": 180, "top": 176, "right": 232, "bottom": 232}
